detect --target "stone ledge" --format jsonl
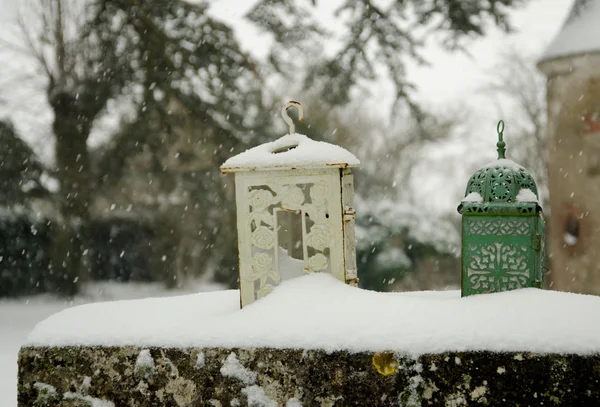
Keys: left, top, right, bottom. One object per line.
{"left": 18, "top": 346, "right": 600, "bottom": 406}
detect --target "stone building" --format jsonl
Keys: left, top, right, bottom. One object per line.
{"left": 537, "top": 0, "right": 600, "bottom": 294}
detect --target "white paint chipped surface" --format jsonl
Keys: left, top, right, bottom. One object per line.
{"left": 220, "top": 133, "right": 360, "bottom": 172}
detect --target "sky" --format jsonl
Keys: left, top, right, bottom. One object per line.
{"left": 0, "top": 0, "right": 572, "bottom": 109}
{"left": 407, "top": 0, "right": 570, "bottom": 108}
{"left": 0, "top": 0, "right": 575, "bottom": 212}
{"left": 207, "top": 0, "right": 572, "bottom": 111}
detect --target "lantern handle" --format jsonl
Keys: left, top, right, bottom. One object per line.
{"left": 496, "top": 120, "right": 506, "bottom": 160}
{"left": 281, "top": 101, "right": 304, "bottom": 134}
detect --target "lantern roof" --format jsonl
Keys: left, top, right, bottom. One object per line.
{"left": 458, "top": 121, "right": 540, "bottom": 213}
{"left": 221, "top": 101, "right": 359, "bottom": 173}
{"left": 539, "top": 0, "right": 600, "bottom": 63}
{"left": 220, "top": 133, "right": 360, "bottom": 173}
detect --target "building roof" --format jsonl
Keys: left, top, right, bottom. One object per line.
{"left": 539, "top": 0, "right": 600, "bottom": 63}
{"left": 220, "top": 133, "right": 360, "bottom": 172}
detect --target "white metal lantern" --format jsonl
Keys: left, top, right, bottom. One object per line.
{"left": 221, "top": 101, "right": 361, "bottom": 307}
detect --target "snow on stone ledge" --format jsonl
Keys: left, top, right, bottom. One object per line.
{"left": 220, "top": 133, "right": 360, "bottom": 172}
{"left": 26, "top": 274, "right": 600, "bottom": 356}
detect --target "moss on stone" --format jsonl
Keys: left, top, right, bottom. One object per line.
{"left": 18, "top": 347, "right": 600, "bottom": 406}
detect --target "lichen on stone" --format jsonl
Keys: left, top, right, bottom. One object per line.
{"left": 242, "top": 385, "right": 277, "bottom": 407}
{"left": 285, "top": 397, "right": 303, "bottom": 406}
{"left": 17, "top": 346, "right": 600, "bottom": 406}
{"left": 165, "top": 376, "right": 197, "bottom": 407}
{"left": 63, "top": 392, "right": 115, "bottom": 407}
{"left": 33, "top": 382, "right": 60, "bottom": 406}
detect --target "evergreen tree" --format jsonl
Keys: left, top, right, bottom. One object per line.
{"left": 19, "top": 0, "right": 270, "bottom": 293}
{"left": 11, "top": 0, "right": 527, "bottom": 291}
{"left": 0, "top": 120, "right": 57, "bottom": 297}
{"left": 249, "top": 0, "right": 526, "bottom": 109}
{"left": 0, "top": 120, "right": 48, "bottom": 204}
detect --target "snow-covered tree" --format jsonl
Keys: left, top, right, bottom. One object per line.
{"left": 13, "top": 0, "right": 270, "bottom": 293}
{"left": 2, "top": 0, "right": 529, "bottom": 292}
{"left": 249, "top": 0, "right": 528, "bottom": 109}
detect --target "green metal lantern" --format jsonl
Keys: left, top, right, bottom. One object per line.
{"left": 458, "top": 121, "right": 544, "bottom": 297}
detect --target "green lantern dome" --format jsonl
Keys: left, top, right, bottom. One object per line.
{"left": 459, "top": 121, "right": 541, "bottom": 214}
{"left": 464, "top": 161, "right": 539, "bottom": 204}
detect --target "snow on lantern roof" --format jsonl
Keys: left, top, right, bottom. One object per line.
{"left": 221, "top": 101, "right": 360, "bottom": 172}
{"left": 539, "top": 0, "right": 600, "bottom": 63}
{"left": 478, "top": 158, "right": 524, "bottom": 171}
{"left": 220, "top": 133, "right": 360, "bottom": 172}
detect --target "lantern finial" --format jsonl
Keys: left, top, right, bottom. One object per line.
{"left": 496, "top": 120, "right": 506, "bottom": 159}
{"left": 281, "top": 101, "right": 304, "bottom": 134}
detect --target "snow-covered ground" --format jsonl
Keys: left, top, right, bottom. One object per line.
{"left": 0, "top": 280, "right": 225, "bottom": 407}
{"left": 0, "top": 298, "right": 69, "bottom": 406}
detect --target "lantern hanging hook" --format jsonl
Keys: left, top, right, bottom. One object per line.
{"left": 496, "top": 120, "right": 506, "bottom": 159}
{"left": 281, "top": 101, "right": 304, "bottom": 134}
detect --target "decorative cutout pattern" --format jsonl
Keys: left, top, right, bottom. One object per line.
{"left": 465, "top": 242, "right": 531, "bottom": 293}
{"left": 251, "top": 226, "right": 275, "bottom": 249}
{"left": 305, "top": 226, "right": 331, "bottom": 251}
{"left": 467, "top": 219, "right": 530, "bottom": 236}
{"left": 460, "top": 202, "right": 538, "bottom": 214}
{"left": 465, "top": 165, "right": 538, "bottom": 204}
{"left": 244, "top": 180, "right": 334, "bottom": 300}
{"left": 308, "top": 253, "right": 329, "bottom": 272}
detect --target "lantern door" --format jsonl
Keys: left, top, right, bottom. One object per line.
{"left": 235, "top": 169, "right": 345, "bottom": 306}
{"left": 462, "top": 215, "right": 541, "bottom": 296}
